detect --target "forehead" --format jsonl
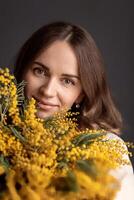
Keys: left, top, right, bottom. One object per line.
{"left": 35, "top": 41, "right": 79, "bottom": 74}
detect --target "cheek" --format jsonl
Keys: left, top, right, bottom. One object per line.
{"left": 24, "top": 75, "right": 40, "bottom": 98}
{"left": 24, "top": 84, "right": 33, "bottom": 98}
{"left": 59, "top": 89, "right": 81, "bottom": 108}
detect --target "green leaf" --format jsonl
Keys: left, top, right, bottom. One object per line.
{"left": 66, "top": 171, "right": 78, "bottom": 192}
{"left": 53, "top": 171, "right": 78, "bottom": 192}
{"left": 76, "top": 160, "right": 98, "bottom": 179}
{"left": 0, "top": 101, "right": 9, "bottom": 123}
{"left": 9, "top": 125, "right": 27, "bottom": 143}
{"left": 0, "top": 155, "right": 10, "bottom": 170}
{"left": 43, "top": 116, "right": 56, "bottom": 129}
{"left": 57, "top": 161, "right": 68, "bottom": 169}
{"left": 16, "top": 80, "right": 26, "bottom": 105}
{"left": 72, "top": 133, "right": 104, "bottom": 146}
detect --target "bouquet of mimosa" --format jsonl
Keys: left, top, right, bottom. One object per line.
{"left": 0, "top": 68, "right": 132, "bottom": 200}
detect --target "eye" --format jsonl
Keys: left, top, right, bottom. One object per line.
{"left": 33, "top": 67, "right": 47, "bottom": 77}
{"left": 62, "top": 78, "right": 75, "bottom": 86}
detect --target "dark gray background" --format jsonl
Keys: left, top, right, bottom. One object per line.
{"left": 0, "top": 0, "right": 134, "bottom": 165}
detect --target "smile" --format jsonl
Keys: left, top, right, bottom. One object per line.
{"left": 35, "top": 98, "right": 59, "bottom": 111}
{"left": 38, "top": 102, "right": 57, "bottom": 110}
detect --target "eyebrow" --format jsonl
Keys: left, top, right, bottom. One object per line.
{"left": 33, "top": 61, "right": 80, "bottom": 79}
{"left": 34, "top": 61, "right": 49, "bottom": 71}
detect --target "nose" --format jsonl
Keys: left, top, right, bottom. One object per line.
{"left": 39, "top": 78, "right": 57, "bottom": 98}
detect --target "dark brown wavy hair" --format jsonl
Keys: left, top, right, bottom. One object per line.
{"left": 14, "top": 21, "right": 122, "bottom": 134}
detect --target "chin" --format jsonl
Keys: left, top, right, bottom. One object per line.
{"left": 36, "top": 110, "right": 54, "bottom": 119}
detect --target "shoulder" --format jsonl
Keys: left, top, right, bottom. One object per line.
{"left": 115, "top": 173, "right": 134, "bottom": 200}
{"left": 105, "top": 132, "right": 130, "bottom": 153}
{"left": 106, "top": 132, "right": 125, "bottom": 141}
{"left": 105, "top": 132, "right": 133, "bottom": 177}
{"left": 106, "top": 133, "right": 134, "bottom": 200}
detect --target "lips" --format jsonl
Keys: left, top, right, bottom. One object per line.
{"left": 34, "top": 97, "right": 59, "bottom": 111}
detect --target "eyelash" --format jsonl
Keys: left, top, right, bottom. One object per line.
{"left": 62, "top": 78, "right": 75, "bottom": 86}
{"left": 33, "top": 67, "right": 75, "bottom": 86}
{"left": 33, "top": 67, "right": 47, "bottom": 76}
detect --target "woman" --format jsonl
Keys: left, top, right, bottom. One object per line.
{"left": 14, "top": 21, "right": 133, "bottom": 199}
{"left": 14, "top": 21, "right": 122, "bottom": 132}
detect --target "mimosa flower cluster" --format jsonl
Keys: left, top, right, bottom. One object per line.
{"left": 0, "top": 68, "right": 132, "bottom": 200}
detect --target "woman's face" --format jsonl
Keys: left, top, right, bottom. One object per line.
{"left": 23, "top": 40, "right": 83, "bottom": 118}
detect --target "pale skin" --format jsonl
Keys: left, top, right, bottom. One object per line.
{"left": 23, "top": 40, "right": 84, "bottom": 118}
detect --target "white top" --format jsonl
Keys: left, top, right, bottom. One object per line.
{"left": 107, "top": 133, "right": 134, "bottom": 200}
